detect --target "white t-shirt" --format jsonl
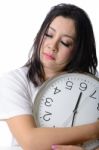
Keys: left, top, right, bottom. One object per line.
{"left": 0, "top": 67, "right": 39, "bottom": 149}
{"left": 0, "top": 67, "right": 99, "bottom": 149}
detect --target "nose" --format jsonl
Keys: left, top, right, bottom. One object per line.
{"left": 48, "top": 38, "right": 58, "bottom": 52}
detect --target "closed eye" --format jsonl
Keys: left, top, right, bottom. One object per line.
{"left": 61, "top": 41, "right": 71, "bottom": 47}
{"left": 45, "top": 33, "right": 53, "bottom": 38}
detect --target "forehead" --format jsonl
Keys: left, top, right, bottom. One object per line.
{"left": 49, "top": 16, "right": 76, "bottom": 38}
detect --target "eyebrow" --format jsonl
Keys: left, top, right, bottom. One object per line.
{"left": 49, "top": 26, "right": 75, "bottom": 40}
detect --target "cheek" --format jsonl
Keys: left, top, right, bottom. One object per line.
{"left": 60, "top": 49, "right": 73, "bottom": 61}
{"left": 40, "top": 42, "right": 44, "bottom": 50}
{"left": 40, "top": 41, "right": 45, "bottom": 56}
{"left": 41, "top": 37, "right": 47, "bottom": 47}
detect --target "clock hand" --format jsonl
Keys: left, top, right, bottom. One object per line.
{"left": 63, "top": 113, "right": 74, "bottom": 127}
{"left": 71, "top": 92, "right": 82, "bottom": 127}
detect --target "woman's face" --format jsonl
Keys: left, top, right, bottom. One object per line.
{"left": 40, "top": 16, "right": 76, "bottom": 78}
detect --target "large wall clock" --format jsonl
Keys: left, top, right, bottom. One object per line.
{"left": 33, "top": 73, "right": 99, "bottom": 149}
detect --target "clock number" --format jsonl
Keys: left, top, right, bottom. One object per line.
{"left": 79, "top": 82, "right": 87, "bottom": 91}
{"left": 54, "top": 87, "right": 61, "bottom": 94}
{"left": 65, "top": 81, "right": 73, "bottom": 90}
{"left": 97, "top": 103, "right": 99, "bottom": 111}
{"left": 45, "top": 98, "right": 53, "bottom": 106}
{"left": 43, "top": 111, "right": 52, "bottom": 121}
{"left": 89, "top": 90, "right": 96, "bottom": 99}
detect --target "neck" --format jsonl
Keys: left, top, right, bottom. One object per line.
{"left": 44, "top": 68, "right": 63, "bottom": 80}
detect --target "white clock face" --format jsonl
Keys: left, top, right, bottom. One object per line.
{"left": 33, "top": 73, "right": 99, "bottom": 128}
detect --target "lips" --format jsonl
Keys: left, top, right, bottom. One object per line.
{"left": 43, "top": 52, "right": 55, "bottom": 60}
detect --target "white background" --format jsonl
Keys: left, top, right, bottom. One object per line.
{"left": 0, "top": 0, "right": 99, "bottom": 76}
{"left": 0, "top": 0, "right": 99, "bottom": 146}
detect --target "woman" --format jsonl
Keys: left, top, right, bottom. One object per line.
{"left": 0, "top": 3, "right": 99, "bottom": 150}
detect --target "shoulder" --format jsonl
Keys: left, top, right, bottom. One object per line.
{"left": 0, "top": 66, "right": 29, "bottom": 88}
{"left": 0, "top": 66, "right": 39, "bottom": 100}
{"left": 0, "top": 66, "right": 28, "bottom": 80}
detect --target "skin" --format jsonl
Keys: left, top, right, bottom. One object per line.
{"left": 6, "top": 16, "right": 99, "bottom": 150}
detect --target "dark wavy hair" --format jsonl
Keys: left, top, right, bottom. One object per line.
{"left": 26, "top": 3, "right": 98, "bottom": 87}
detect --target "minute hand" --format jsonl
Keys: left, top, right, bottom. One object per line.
{"left": 71, "top": 92, "right": 82, "bottom": 127}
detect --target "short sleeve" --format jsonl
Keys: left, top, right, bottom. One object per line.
{"left": 0, "top": 67, "right": 33, "bottom": 119}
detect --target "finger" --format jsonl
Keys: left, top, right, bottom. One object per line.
{"left": 52, "top": 145, "right": 84, "bottom": 150}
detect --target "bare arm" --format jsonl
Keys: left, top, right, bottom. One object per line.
{"left": 6, "top": 115, "right": 99, "bottom": 150}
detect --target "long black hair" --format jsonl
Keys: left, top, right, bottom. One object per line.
{"left": 26, "top": 3, "right": 98, "bottom": 87}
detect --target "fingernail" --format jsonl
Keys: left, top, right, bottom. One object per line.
{"left": 52, "top": 145, "right": 57, "bottom": 150}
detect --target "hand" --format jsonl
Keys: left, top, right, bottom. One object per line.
{"left": 52, "top": 145, "right": 84, "bottom": 150}
{"left": 95, "top": 120, "right": 99, "bottom": 138}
